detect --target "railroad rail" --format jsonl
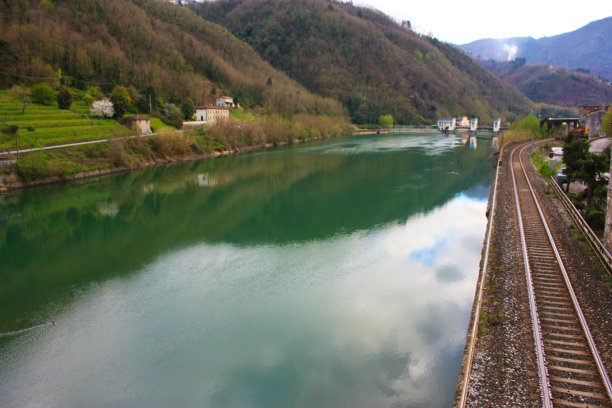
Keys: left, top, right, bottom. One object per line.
{"left": 549, "top": 178, "right": 612, "bottom": 277}
{"left": 511, "top": 142, "right": 612, "bottom": 407}
{"left": 454, "top": 142, "right": 504, "bottom": 408}
{"left": 456, "top": 140, "right": 612, "bottom": 407}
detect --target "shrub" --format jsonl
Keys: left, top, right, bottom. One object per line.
{"left": 538, "top": 162, "right": 553, "bottom": 179}
{"left": 13, "top": 152, "right": 50, "bottom": 181}
{"left": 2, "top": 125, "right": 19, "bottom": 135}
{"left": 151, "top": 129, "right": 193, "bottom": 157}
{"left": 56, "top": 86, "right": 73, "bottom": 109}
{"left": 83, "top": 94, "right": 95, "bottom": 107}
{"left": 107, "top": 139, "right": 131, "bottom": 167}
{"left": 30, "top": 83, "right": 55, "bottom": 105}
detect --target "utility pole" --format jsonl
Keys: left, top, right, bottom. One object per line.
{"left": 605, "top": 156, "right": 612, "bottom": 252}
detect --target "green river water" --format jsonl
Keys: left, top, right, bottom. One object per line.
{"left": 0, "top": 133, "right": 496, "bottom": 407}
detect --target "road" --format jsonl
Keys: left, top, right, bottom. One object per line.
{"left": 0, "top": 133, "right": 158, "bottom": 156}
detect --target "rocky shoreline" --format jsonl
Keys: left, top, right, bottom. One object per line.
{"left": 455, "top": 140, "right": 612, "bottom": 407}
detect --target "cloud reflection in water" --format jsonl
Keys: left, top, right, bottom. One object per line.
{"left": 0, "top": 193, "right": 487, "bottom": 408}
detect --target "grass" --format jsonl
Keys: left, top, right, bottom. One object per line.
{"left": 531, "top": 151, "right": 554, "bottom": 179}
{"left": 149, "top": 117, "right": 172, "bottom": 133}
{"left": 229, "top": 108, "right": 257, "bottom": 122}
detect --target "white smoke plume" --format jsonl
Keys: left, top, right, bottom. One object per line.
{"left": 502, "top": 44, "right": 518, "bottom": 61}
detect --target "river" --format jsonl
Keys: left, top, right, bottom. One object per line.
{"left": 0, "top": 133, "right": 495, "bottom": 407}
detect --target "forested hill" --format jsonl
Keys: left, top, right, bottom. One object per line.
{"left": 476, "top": 59, "right": 612, "bottom": 107}
{"left": 193, "top": 0, "right": 532, "bottom": 124}
{"left": 0, "top": 0, "right": 342, "bottom": 116}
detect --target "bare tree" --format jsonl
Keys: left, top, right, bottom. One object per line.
{"left": 9, "top": 85, "right": 31, "bottom": 114}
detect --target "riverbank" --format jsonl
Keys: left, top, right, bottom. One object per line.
{"left": 455, "top": 140, "right": 612, "bottom": 407}
{"left": 0, "top": 115, "right": 353, "bottom": 193}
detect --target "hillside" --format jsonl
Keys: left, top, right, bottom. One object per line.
{"left": 193, "top": 0, "right": 532, "bottom": 124}
{"left": 459, "top": 17, "right": 612, "bottom": 82}
{"left": 475, "top": 59, "right": 612, "bottom": 107}
{"left": 0, "top": 0, "right": 342, "bottom": 117}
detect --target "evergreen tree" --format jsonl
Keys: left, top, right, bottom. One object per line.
{"left": 181, "top": 97, "right": 195, "bottom": 120}
{"left": 56, "top": 86, "right": 73, "bottom": 109}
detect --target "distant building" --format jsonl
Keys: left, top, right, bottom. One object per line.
{"left": 579, "top": 105, "right": 610, "bottom": 137}
{"left": 194, "top": 106, "right": 230, "bottom": 124}
{"left": 455, "top": 116, "right": 470, "bottom": 127}
{"left": 438, "top": 118, "right": 456, "bottom": 131}
{"left": 216, "top": 96, "right": 235, "bottom": 108}
{"left": 126, "top": 116, "right": 151, "bottom": 134}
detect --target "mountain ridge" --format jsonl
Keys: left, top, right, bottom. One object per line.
{"left": 459, "top": 17, "right": 612, "bottom": 82}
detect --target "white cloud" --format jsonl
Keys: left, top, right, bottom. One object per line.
{"left": 357, "top": 0, "right": 612, "bottom": 43}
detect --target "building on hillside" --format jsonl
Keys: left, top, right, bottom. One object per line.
{"left": 455, "top": 116, "right": 470, "bottom": 127}
{"left": 194, "top": 106, "right": 230, "bottom": 124}
{"left": 216, "top": 96, "right": 235, "bottom": 108}
{"left": 579, "top": 105, "right": 610, "bottom": 137}
{"left": 126, "top": 116, "right": 151, "bottom": 134}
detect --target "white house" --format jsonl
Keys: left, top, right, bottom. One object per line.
{"left": 437, "top": 118, "right": 456, "bottom": 131}
{"left": 216, "top": 96, "right": 234, "bottom": 108}
{"left": 194, "top": 106, "right": 230, "bottom": 124}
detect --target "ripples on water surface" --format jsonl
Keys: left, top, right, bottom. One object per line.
{"left": 0, "top": 133, "right": 496, "bottom": 407}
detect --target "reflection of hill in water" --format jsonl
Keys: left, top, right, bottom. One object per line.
{"left": 0, "top": 135, "right": 494, "bottom": 331}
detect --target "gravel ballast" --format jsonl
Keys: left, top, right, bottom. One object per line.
{"left": 455, "top": 140, "right": 612, "bottom": 407}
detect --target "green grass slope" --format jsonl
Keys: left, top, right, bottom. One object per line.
{"left": 0, "top": 91, "right": 131, "bottom": 150}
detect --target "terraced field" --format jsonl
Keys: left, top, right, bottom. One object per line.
{"left": 0, "top": 91, "right": 132, "bottom": 151}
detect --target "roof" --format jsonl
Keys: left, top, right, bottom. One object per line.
{"left": 126, "top": 115, "right": 150, "bottom": 121}
{"left": 195, "top": 105, "right": 230, "bottom": 110}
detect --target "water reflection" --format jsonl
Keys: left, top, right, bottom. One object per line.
{"left": 0, "top": 133, "right": 495, "bottom": 407}
{"left": 0, "top": 192, "right": 486, "bottom": 407}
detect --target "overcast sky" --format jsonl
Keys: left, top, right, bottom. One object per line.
{"left": 356, "top": 0, "right": 612, "bottom": 44}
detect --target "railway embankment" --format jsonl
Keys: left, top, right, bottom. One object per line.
{"left": 454, "top": 140, "right": 612, "bottom": 407}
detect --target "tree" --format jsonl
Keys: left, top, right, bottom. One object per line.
{"left": 110, "top": 85, "right": 132, "bottom": 118}
{"left": 379, "top": 114, "right": 393, "bottom": 128}
{"left": 91, "top": 99, "right": 114, "bottom": 118}
{"left": 9, "top": 84, "right": 31, "bottom": 114}
{"left": 56, "top": 86, "right": 73, "bottom": 109}
{"left": 30, "top": 83, "right": 56, "bottom": 106}
{"left": 514, "top": 114, "right": 546, "bottom": 138}
{"left": 563, "top": 139, "right": 609, "bottom": 204}
{"left": 181, "top": 97, "right": 195, "bottom": 120}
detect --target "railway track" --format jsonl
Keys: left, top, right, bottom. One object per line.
{"left": 510, "top": 142, "right": 612, "bottom": 407}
